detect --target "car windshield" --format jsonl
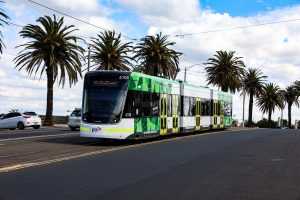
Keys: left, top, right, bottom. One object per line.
{"left": 71, "top": 110, "right": 81, "bottom": 117}
{"left": 23, "top": 112, "right": 37, "bottom": 116}
{"left": 82, "top": 73, "right": 129, "bottom": 124}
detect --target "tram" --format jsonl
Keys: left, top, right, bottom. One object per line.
{"left": 80, "top": 71, "right": 232, "bottom": 139}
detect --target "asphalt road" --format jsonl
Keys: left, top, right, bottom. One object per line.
{"left": 0, "top": 126, "right": 73, "bottom": 140}
{"left": 1, "top": 129, "right": 300, "bottom": 200}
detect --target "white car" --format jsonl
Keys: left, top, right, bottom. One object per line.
{"left": 0, "top": 112, "right": 42, "bottom": 130}
{"left": 68, "top": 109, "right": 81, "bottom": 131}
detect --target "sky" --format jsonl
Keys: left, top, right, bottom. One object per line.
{"left": 1, "top": 0, "right": 300, "bottom": 123}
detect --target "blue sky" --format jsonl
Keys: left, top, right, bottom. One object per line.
{"left": 201, "top": 0, "right": 300, "bottom": 16}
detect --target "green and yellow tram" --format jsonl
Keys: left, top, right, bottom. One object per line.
{"left": 80, "top": 71, "right": 232, "bottom": 139}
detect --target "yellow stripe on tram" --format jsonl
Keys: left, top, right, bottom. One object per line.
{"left": 103, "top": 128, "right": 134, "bottom": 134}
{"left": 80, "top": 126, "right": 90, "bottom": 133}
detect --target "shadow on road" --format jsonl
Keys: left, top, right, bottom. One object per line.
{"left": 37, "top": 129, "right": 222, "bottom": 147}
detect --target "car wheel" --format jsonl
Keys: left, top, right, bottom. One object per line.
{"left": 17, "top": 122, "right": 25, "bottom": 130}
{"left": 33, "top": 125, "right": 40, "bottom": 129}
{"left": 70, "top": 126, "right": 77, "bottom": 131}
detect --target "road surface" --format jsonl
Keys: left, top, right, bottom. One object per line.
{"left": 1, "top": 129, "right": 300, "bottom": 200}
{"left": 0, "top": 126, "right": 73, "bottom": 140}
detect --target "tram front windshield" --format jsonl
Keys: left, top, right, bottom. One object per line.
{"left": 82, "top": 73, "right": 129, "bottom": 124}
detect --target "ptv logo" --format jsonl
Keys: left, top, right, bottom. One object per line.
{"left": 92, "top": 127, "right": 101, "bottom": 133}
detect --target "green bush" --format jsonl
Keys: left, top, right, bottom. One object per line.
{"left": 257, "top": 118, "right": 278, "bottom": 128}
{"left": 245, "top": 121, "right": 257, "bottom": 127}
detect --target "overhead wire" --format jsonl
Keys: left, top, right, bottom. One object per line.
{"left": 26, "top": 0, "right": 138, "bottom": 41}
{"left": 173, "top": 17, "right": 300, "bottom": 38}
{"left": 8, "top": 0, "right": 300, "bottom": 76}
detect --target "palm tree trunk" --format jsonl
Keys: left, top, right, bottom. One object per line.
{"left": 268, "top": 110, "right": 272, "bottom": 128}
{"left": 154, "top": 64, "right": 159, "bottom": 77}
{"left": 44, "top": 67, "right": 54, "bottom": 126}
{"left": 248, "top": 91, "right": 254, "bottom": 126}
{"left": 288, "top": 103, "right": 292, "bottom": 129}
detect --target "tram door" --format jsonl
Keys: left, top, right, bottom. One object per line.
{"left": 195, "top": 98, "right": 201, "bottom": 130}
{"left": 220, "top": 101, "right": 224, "bottom": 129}
{"left": 160, "top": 94, "right": 167, "bottom": 135}
{"left": 172, "top": 95, "right": 179, "bottom": 133}
{"left": 212, "top": 100, "right": 218, "bottom": 129}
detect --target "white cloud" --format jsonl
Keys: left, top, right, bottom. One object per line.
{"left": 131, "top": 3, "right": 300, "bottom": 122}
{"left": 118, "top": 0, "right": 201, "bottom": 25}
{"left": 44, "top": 0, "right": 100, "bottom": 13}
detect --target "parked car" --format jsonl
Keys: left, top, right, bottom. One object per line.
{"left": 0, "top": 112, "right": 42, "bottom": 130}
{"left": 68, "top": 109, "right": 81, "bottom": 131}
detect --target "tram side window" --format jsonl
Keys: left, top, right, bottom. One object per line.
{"left": 140, "top": 92, "right": 160, "bottom": 117}
{"left": 190, "top": 97, "right": 196, "bottom": 116}
{"left": 123, "top": 91, "right": 135, "bottom": 118}
{"left": 152, "top": 93, "right": 160, "bottom": 116}
{"left": 141, "top": 92, "right": 152, "bottom": 116}
{"left": 123, "top": 91, "right": 161, "bottom": 118}
{"left": 183, "top": 96, "right": 190, "bottom": 116}
{"left": 122, "top": 91, "right": 143, "bottom": 118}
{"left": 224, "top": 102, "right": 232, "bottom": 116}
{"left": 201, "top": 99, "right": 211, "bottom": 116}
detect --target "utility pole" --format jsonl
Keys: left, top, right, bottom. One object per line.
{"left": 183, "top": 64, "right": 203, "bottom": 82}
{"left": 184, "top": 67, "right": 187, "bottom": 82}
{"left": 87, "top": 45, "right": 91, "bottom": 72}
{"left": 280, "top": 108, "right": 283, "bottom": 127}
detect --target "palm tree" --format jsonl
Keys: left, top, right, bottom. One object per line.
{"left": 205, "top": 50, "right": 245, "bottom": 93}
{"left": 256, "top": 83, "right": 282, "bottom": 127}
{"left": 280, "top": 86, "right": 299, "bottom": 128}
{"left": 90, "top": 30, "right": 133, "bottom": 71}
{"left": 242, "top": 68, "right": 267, "bottom": 126}
{"left": 0, "top": 1, "right": 9, "bottom": 54}
{"left": 134, "top": 33, "right": 182, "bottom": 80}
{"left": 294, "top": 80, "right": 300, "bottom": 92}
{"left": 14, "top": 15, "right": 84, "bottom": 126}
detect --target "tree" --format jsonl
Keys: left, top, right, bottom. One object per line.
{"left": 0, "top": 1, "right": 9, "bottom": 54}
{"left": 280, "top": 86, "right": 299, "bottom": 128}
{"left": 242, "top": 68, "right": 267, "bottom": 126}
{"left": 9, "top": 108, "right": 19, "bottom": 113}
{"left": 14, "top": 15, "right": 84, "bottom": 126}
{"left": 90, "top": 30, "right": 133, "bottom": 71}
{"left": 256, "top": 83, "right": 282, "bottom": 127}
{"left": 294, "top": 80, "right": 300, "bottom": 92}
{"left": 205, "top": 50, "right": 245, "bottom": 93}
{"left": 134, "top": 32, "right": 182, "bottom": 80}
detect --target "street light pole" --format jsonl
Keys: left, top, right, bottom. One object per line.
{"left": 87, "top": 45, "right": 91, "bottom": 72}
{"left": 183, "top": 63, "right": 204, "bottom": 82}
{"left": 184, "top": 67, "right": 187, "bottom": 82}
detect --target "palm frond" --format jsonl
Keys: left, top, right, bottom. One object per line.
{"left": 0, "top": 1, "right": 9, "bottom": 54}
{"left": 90, "top": 30, "right": 133, "bottom": 71}
{"left": 134, "top": 32, "right": 182, "bottom": 80}
{"left": 204, "top": 50, "right": 245, "bottom": 93}
{"left": 14, "top": 15, "right": 84, "bottom": 87}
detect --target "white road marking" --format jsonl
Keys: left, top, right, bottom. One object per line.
{"left": 0, "top": 132, "right": 78, "bottom": 142}
{"left": 0, "top": 128, "right": 258, "bottom": 173}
